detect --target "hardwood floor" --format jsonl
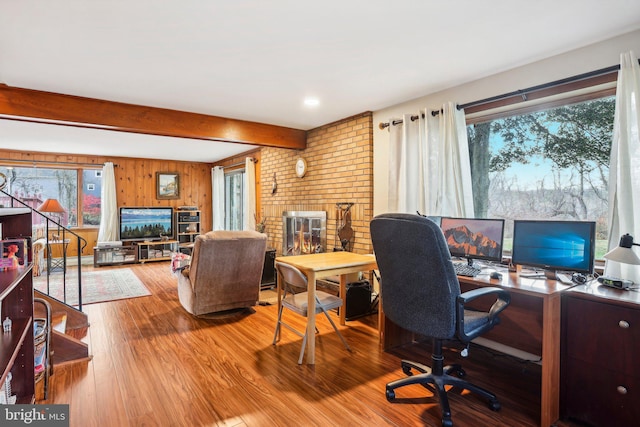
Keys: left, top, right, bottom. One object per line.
{"left": 38, "top": 262, "right": 578, "bottom": 427}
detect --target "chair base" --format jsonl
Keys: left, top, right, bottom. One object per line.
{"left": 386, "top": 358, "right": 501, "bottom": 427}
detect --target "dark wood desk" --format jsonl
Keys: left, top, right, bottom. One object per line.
{"left": 379, "top": 271, "right": 573, "bottom": 427}
{"left": 561, "top": 283, "right": 640, "bottom": 426}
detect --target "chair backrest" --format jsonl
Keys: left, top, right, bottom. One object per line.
{"left": 187, "top": 230, "right": 267, "bottom": 313}
{"left": 275, "top": 262, "right": 308, "bottom": 293}
{"left": 370, "top": 213, "right": 460, "bottom": 339}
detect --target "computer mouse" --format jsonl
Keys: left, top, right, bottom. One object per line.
{"left": 490, "top": 271, "right": 503, "bottom": 280}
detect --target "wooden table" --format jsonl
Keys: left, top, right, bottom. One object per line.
{"left": 274, "top": 251, "right": 378, "bottom": 364}
{"left": 379, "top": 270, "right": 573, "bottom": 427}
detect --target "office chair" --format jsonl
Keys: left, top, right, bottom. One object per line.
{"left": 370, "top": 213, "right": 511, "bottom": 427}
{"left": 272, "top": 262, "right": 351, "bottom": 364}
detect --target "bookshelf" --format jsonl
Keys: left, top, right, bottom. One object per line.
{"left": 175, "top": 209, "right": 200, "bottom": 254}
{"left": 0, "top": 208, "right": 35, "bottom": 404}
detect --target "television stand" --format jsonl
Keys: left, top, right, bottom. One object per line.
{"left": 93, "top": 243, "right": 138, "bottom": 267}
{"left": 137, "top": 240, "right": 178, "bottom": 263}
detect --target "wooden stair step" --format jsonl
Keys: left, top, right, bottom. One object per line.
{"left": 34, "top": 290, "right": 91, "bottom": 365}
{"left": 51, "top": 330, "right": 91, "bottom": 366}
{"left": 51, "top": 312, "right": 67, "bottom": 334}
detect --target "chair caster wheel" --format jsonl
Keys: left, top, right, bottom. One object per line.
{"left": 385, "top": 388, "right": 396, "bottom": 401}
{"left": 453, "top": 368, "right": 465, "bottom": 378}
{"left": 489, "top": 400, "right": 501, "bottom": 411}
{"left": 402, "top": 365, "right": 412, "bottom": 376}
{"left": 441, "top": 418, "right": 453, "bottom": 427}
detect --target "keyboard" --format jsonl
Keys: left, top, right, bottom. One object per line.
{"left": 453, "top": 263, "right": 481, "bottom": 277}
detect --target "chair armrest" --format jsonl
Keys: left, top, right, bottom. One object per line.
{"left": 456, "top": 286, "right": 511, "bottom": 331}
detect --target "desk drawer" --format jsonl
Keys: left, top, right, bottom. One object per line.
{"left": 563, "top": 357, "right": 639, "bottom": 426}
{"left": 565, "top": 296, "right": 639, "bottom": 374}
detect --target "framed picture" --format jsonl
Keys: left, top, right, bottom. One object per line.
{"left": 156, "top": 172, "right": 180, "bottom": 200}
{"left": 0, "top": 239, "right": 27, "bottom": 270}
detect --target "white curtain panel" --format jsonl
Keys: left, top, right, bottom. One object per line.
{"left": 211, "top": 166, "right": 225, "bottom": 230}
{"left": 97, "top": 162, "right": 118, "bottom": 242}
{"left": 606, "top": 50, "right": 640, "bottom": 283}
{"left": 388, "top": 112, "right": 428, "bottom": 213}
{"left": 437, "top": 102, "right": 475, "bottom": 217}
{"left": 387, "top": 102, "right": 474, "bottom": 217}
{"left": 243, "top": 157, "right": 257, "bottom": 231}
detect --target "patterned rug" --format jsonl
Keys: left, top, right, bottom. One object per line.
{"left": 33, "top": 268, "right": 151, "bottom": 306}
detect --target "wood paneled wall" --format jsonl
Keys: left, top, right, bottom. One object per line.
{"left": 0, "top": 149, "right": 215, "bottom": 256}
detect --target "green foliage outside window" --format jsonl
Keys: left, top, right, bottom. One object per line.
{"left": 467, "top": 96, "right": 615, "bottom": 259}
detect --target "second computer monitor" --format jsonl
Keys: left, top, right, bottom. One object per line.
{"left": 511, "top": 220, "right": 596, "bottom": 274}
{"left": 440, "top": 217, "right": 505, "bottom": 263}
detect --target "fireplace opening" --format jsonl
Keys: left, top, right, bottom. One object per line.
{"left": 282, "top": 211, "right": 327, "bottom": 256}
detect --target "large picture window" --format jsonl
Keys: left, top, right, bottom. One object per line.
{"left": 466, "top": 95, "right": 615, "bottom": 259}
{"left": 0, "top": 165, "right": 102, "bottom": 228}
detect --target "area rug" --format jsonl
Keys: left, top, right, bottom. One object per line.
{"left": 33, "top": 268, "right": 151, "bottom": 306}
{"left": 259, "top": 288, "right": 279, "bottom": 306}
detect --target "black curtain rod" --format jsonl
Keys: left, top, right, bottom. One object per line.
{"left": 379, "top": 60, "right": 634, "bottom": 130}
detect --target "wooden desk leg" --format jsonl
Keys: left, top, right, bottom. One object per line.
{"left": 275, "top": 269, "right": 283, "bottom": 342}
{"left": 306, "top": 271, "right": 317, "bottom": 364}
{"left": 339, "top": 274, "right": 347, "bottom": 326}
{"left": 540, "top": 293, "right": 561, "bottom": 427}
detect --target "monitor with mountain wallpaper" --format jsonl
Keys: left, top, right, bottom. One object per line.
{"left": 440, "top": 217, "right": 505, "bottom": 264}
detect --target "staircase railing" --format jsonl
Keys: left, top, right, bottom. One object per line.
{"left": 1, "top": 189, "right": 89, "bottom": 311}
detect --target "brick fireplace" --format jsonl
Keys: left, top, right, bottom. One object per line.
{"left": 282, "top": 211, "right": 327, "bottom": 255}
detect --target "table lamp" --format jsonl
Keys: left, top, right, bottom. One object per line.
{"left": 603, "top": 233, "right": 640, "bottom": 265}
{"left": 38, "top": 198, "right": 65, "bottom": 240}
{"left": 600, "top": 233, "right": 639, "bottom": 290}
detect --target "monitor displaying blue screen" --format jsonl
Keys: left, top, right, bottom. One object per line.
{"left": 440, "top": 217, "right": 505, "bottom": 263}
{"left": 511, "top": 220, "right": 596, "bottom": 274}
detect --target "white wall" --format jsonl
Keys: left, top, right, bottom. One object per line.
{"left": 373, "top": 29, "right": 640, "bottom": 216}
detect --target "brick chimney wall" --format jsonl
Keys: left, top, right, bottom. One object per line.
{"left": 259, "top": 112, "right": 373, "bottom": 255}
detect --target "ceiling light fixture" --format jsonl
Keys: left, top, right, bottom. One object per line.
{"left": 303, "top": 97, "right": 320, "bottom": 107}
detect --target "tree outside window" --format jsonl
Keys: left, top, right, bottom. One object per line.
{"left": 467, "top": 96, "right": 615, "bottom": 258}
{"left": 0, "top": 165, "right": 102, "bottom": 228}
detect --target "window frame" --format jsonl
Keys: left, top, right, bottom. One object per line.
{"left": 223, "top": 167, "right": 246, "bottom": 231}
{"left": 463, "top": 73, "right": 618, "bottom": 265}
{"left": 0, "top": 161, "right": 103, "bottom": 229}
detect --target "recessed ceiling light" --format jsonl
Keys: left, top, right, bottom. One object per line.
{"left": 303, "top": 97, "right": 320, "bottom": 107}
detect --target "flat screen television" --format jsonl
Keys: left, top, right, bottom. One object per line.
{"left": 440, "top": 217, "right": 505, "bottom": 264}
{"left": 119, "top": 207, "right": 174, "bottom": 242}
{"left": 511, "top": 220, "right": 596, "bottom": 275}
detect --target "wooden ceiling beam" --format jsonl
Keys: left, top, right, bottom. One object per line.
{"left": 0, "top": 84, "right": 306, "bottom": 149}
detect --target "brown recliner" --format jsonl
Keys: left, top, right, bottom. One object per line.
{"left": 177, "top": 230, "right": 267, "bottom": 316}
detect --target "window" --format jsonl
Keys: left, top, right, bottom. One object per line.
{"left": 224, "top": 169, "right": 245, "bottom": 231}
{"left": 0, "top": 165, "right": 102, "bottom": 228}
{"left": 466, "top": 95, "right": 615, "bottom": 259}
{"left": 82, "top": 169, "right": 103, "bottom": 226}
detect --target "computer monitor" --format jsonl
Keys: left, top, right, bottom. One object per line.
{"left": 511, "top": 220, "right": 596, "bottom": 275}
{"left": 439, "top": 217, "right": 505, "bottom": 265}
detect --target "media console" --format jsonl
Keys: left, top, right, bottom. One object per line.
{"left": 93, "top": 240, "right": 178, "bottom": 266}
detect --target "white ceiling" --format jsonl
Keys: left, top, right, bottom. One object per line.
{"left": 1, "top": 0, "right": 640, "bottom": 162}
